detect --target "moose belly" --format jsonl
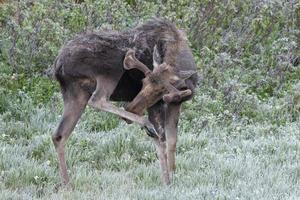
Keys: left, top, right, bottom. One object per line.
{"left": 110, "top": 70, "right": 143, "bottom": 102}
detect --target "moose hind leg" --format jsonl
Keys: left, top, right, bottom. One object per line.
{"left": 88, "top": 76, "right": 157, "bottom": 136}
{"left": 52, "top": 87, "right": 89, "bottom": 186}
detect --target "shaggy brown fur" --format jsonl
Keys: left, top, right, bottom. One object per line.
{"left": 52, "top": 17, "right": 198, "bottom": 186}
{"left": 54, "top": 18, "right": 197, "bottom": 100}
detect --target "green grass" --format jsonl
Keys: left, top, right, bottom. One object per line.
{"left": 0, "top": 0, "right": 299, "bottom": 199}
{"left": 1, "top": 93, "right": 300, "bottom": 200}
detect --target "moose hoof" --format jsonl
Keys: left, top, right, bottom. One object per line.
{"left": 143, "top": 123, "right": 158, "bottom": 138}
{"left": 120, "top": 116, "right": 133, "bottom": 124}
{"left": 54, "top": 182, "right": 73, "bottom": 192}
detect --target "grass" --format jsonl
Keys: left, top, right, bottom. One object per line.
{"left": 0, "top": 0, "right": 299, "bottom": 199}
{"left": 1, "top": 92, "right": 300, "bottom": 200}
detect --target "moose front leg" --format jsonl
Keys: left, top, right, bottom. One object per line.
{"left": 153, "top": 139, "right": 169, "bottom": 185}
{"left": 148, "top": 102, "right": 170, "bottom": 185}
{"left": 165, "top": 103, "right": 181, "bottom": 182}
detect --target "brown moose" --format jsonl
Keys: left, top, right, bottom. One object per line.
{"left": 52, "top": 18, "right": 198, "bottom": 186}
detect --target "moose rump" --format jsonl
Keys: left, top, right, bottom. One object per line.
{"left": 54, "top": 32, "right": 141, "bottom": 99}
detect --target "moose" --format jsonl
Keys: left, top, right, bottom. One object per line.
{"left": 52, "top": 18, "right": 198, "bottom": 186}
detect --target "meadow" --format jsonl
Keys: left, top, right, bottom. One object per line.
{"left": 0, "top": 0, "right": 300, "bottom": 199}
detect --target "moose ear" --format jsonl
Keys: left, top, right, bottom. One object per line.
{"left": 153, "top": 45, "right": 162, "bottom": 69}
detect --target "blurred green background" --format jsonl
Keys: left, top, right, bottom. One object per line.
{"left": 0, "top": 0, "right": 300, "bottom": 199}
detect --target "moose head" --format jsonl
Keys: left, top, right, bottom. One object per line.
{"left": 123, "top": 46, "right": 196, "bottom": 116}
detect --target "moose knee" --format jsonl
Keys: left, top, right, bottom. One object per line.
{"left": 52, "top": 132, "right": 63, "bottom": 147}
